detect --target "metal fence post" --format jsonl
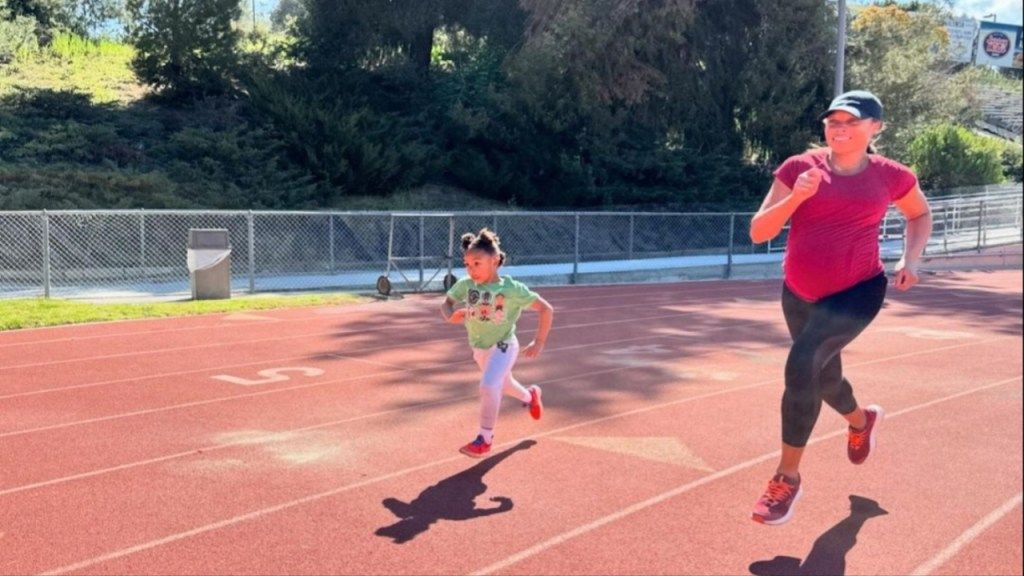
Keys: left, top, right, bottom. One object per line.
{"left": 447, "top": 215, "right": 455, "bottom": 279}
{"left": 41, "top": 210, "right": 51, "bottom": 298}
{"left": 628, "top": 214, "right": 635, "bottom": 260}
{"left": 328, "top": 213, "right": 336, "bottom": 273}
{"left": 942, "top": 204, "right": 949, "bottom": 254}
{"left": 572, "top": 214, "right": 580, "bottom": 284}
{"left": 976, "top": 200, "right": 984, "bottom": 251}
{"left": 385, "top": 214, "right": 395, "bottom": 277}
{"left": 248, "top": 211, "right": 256, "bottom": 293}
{"left": 139, "top": 209, "right": 146, "bottom": 270}
{"left": 982, "top": 199, "right": 989, "bottom": 248}
{"left": 418, "top": 215, "right": 425, "bottom": 287}
{"left": 726, "top": 213, "right": 735, "bottom": 279}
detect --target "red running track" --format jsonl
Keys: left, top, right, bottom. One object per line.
{"left": 0, "top": 270, "right": 1020, "bottom": 575}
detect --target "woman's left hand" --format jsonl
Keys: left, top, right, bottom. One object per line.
{"left": 893, "top": 259, "right": 920, "bottom": 291}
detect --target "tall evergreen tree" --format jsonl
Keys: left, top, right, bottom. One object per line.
{"left": 125, "top": 0, "right": 241, "bottom": 99}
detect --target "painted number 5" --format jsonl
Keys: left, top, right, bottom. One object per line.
{"left": 211, "top": 367, "right": 325, "bottom": 386}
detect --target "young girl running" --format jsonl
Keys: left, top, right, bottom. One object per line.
{"left": 441, "top": 229, "right": 554, "bottom": 457}
{"left": 748, "top": 90, "right": 932, "bottom": 525}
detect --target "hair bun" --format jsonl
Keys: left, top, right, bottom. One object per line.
{"left": 461, "top": 228, "right": 506, "bottom": 266}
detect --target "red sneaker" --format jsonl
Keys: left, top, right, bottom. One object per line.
{"left": 459, "top": 435, "right": 492, "bottom": 458}
{"left": 527, "top": 385, "right": 543, "bottom": 420}
{"left": 848, "top": 405, "right": 884, "bottom": 465}
{"left": 752, "top": 473, "right": 802, "bottom": 525}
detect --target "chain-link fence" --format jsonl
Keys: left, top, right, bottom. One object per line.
{"left": 1, "top": 186, "right": 1021, "bottom": 299}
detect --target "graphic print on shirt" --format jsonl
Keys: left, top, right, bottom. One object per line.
{"left": 494, "top": 293, "right": 506, "bottom": 323}
{"left": 477, "top": 291, "right": 493, "bottom": 322}
{"left": 466, "top": 288, "right": 496, "bottom": 322}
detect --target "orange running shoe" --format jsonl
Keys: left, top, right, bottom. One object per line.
{"left": 752, "top": 473, "right": 802, "bottom": 525}
{"left": 848, "top": 405, "right": 884, "bottom": 465}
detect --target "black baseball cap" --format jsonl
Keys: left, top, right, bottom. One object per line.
{"left": 821, "top": 90, "right": 883, "bottom": 121}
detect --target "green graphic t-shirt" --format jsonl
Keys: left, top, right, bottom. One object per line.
{"left": 445, "top": 276, "right": 539, "bottom": 349}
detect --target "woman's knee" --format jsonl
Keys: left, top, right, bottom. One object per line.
{"left": 785, "top": 342, "right": 818, "bottom": 389}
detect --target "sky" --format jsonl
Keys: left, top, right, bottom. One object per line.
{"left": 950, "top": 0, "right": 1023, "bottom": 24}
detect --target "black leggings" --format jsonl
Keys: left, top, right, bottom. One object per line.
{"left": 781, "top": 273, "right": 887, "bottom": 448}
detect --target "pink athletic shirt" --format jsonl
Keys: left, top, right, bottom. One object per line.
{"left": 773, "top": 149, "right": 917, "bottom": 302}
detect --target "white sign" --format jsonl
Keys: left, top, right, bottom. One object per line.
{"left": 945, "top": 17, "right": 976, "bottom": 63}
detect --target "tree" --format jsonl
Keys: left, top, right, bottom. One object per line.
{"left": 267, "top": 0, "right": 838, "bottom": 207}
{"left": 505, "top": 1, "right": 833, "bottom": 189}
{"left": 2, "top": 0, "right": 122, "bottom": 37}
{"left": 270, "top": 0, "right": 304, "bottom": 32}
{"left": 846, "top": 3, "right": 977, "bottom": 159}
{"left": 295, "top": 0, "right": 523, "bottom": 77}
{"left": 734, "top": 0, "right": 834, "bottom": 163}
{"left": 125, "top": 0, "right": 241, "bottom": 99}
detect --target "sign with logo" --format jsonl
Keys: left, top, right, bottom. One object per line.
{"left": 975, "top": 21, "right": 1023, "bottom": 69}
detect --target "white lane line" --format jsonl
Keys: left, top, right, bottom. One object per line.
{"left": 0, "top": 303, "right": 751, "bottom": 399}
{"left": 909, "top": 492, "right": 1024, "bottom": 576}
{"left": 470, "top": 376, "right": 1022, "bottom": 575}
{"left": 1, "top": 334, "right": 1009, "bottom": 493}
{"left": 0, "top": 362, "right": 640, "bottom": 498}
{"left": 0, "top": 280, "right": 778, "bottom": 349}
{"left": 0, "top": 327, "right": 714, "bottom": 439}
{"left": 34, "top": 381, "right": 1019, "bottom": 573}
{"left": 0, "top": 297, "right": 758, "bottom": 371}
{"left": 5, "top": 320, "right": 1005, "bottom": 440}
{"left": 0, "top": 289, "right": 990, "bottom": 401}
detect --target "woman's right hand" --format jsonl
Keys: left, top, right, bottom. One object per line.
{"left": 448, "top": 309, "right": 467, "bottom": 324}
{"left": 791, "top": 168, "right": 823, "bottom": 202}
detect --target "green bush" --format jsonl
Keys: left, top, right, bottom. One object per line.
{"left": 907, "top": 124, "right": 1006, "bottom": 189}
{"left": 0, "top": 14, "right": 38, "bottom": 62}
{"left": 0, "top": 85, "right": 320, "bottom": 209}
{"left": 0, "top": 165, "right": 188, "bottom": 209}
{"left": 245, "top": 71, "right": 438, "bottom": 202}
{"left": 1001, "top": 142, "right": 1023, "bottom": 183}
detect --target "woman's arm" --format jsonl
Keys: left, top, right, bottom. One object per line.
{"left": 522, "top": 296, "right": 553, "bottom": 359}
{"left": 892, "top": 186, "right": 932, "bottom": 291}
{"left": 750, "top": 169, "right": 822, "bottom": 244}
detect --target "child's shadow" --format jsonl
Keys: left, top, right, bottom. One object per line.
{"left": 749, "top": 495, "right": 889, "bottom": 576}
{"left": 375, "top": 440, "right": 537, "bottom": 544}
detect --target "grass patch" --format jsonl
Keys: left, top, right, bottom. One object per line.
{"left": 0, "top": 33, "right": 140, "bottom": 104}
{"left": 0, "top": 33, "right": 138, "bottom": 105}
{"left": 0, "top": 293, "right": 366, "bottom": 331}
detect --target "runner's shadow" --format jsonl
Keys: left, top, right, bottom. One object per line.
{"left": 375, "top": 440, "right": 536, "bottom": 544}
{"left": 749, "top": 495, "right": 888, "bottom": 576}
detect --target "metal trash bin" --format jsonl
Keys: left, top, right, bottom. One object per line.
{"left": 187, "top": 229, "right": 232, "bottom": 300}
